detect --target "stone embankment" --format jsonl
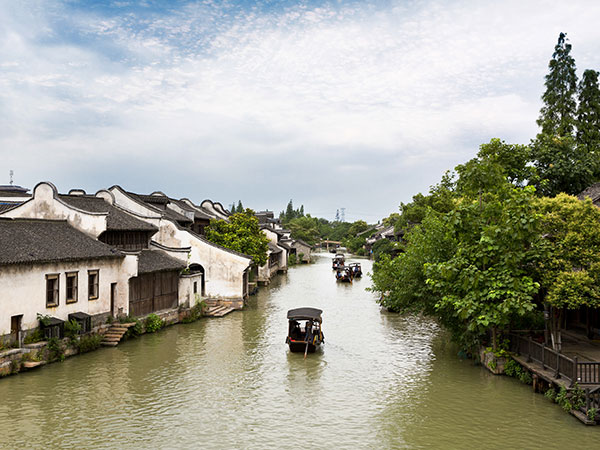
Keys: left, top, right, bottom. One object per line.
{"left": 0, "top": 301, "right": 235, "bottom": 378}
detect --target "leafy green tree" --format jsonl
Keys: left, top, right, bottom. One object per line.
{"left": 395, "top": 172, "right": 455, "bottom": 230}
{"left": 535, "top": 195, "right": 600, "bottom": 345}
{"left": 287, "top": 216, "right": 321, "bottom": 245}
{"left": 576, "top": 69, "right": 600, "bottom": 153}
{"left": 371, "top": 238, "right": 398, "bottom": 261}
{"left": 531, "top": 135, "right": 595, "bottom": 196}
{"left": 205, "top": 209, "right": 270, "bottom": 266}
{"left": 426, "top": 187, "right": 542, "bottom": 350}
{"left": 371, "top": 211, "right": 456, "bottom": 316}
{"left": 537, "top": 32, "right": 578, "bottom": 138}
{"left": 475, "top": 138, "right": 535, "bottom": 187}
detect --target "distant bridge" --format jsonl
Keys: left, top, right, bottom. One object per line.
{"left": 318, "top": 240, "right": 342, "bottom": 251}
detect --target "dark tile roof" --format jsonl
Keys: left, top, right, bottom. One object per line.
{"left": 0, "top": 219, "right": 124, "bottom": 266}
{"left": 163, "top": 208, "right": 193, "bottom": 225}
{"left": 0, "top": 191, "right": 31, "bottom": 198}
{"left": 0, "top": 202, "right": 21, "bottom": 213}
{"left": 268, "top": 242, "right": 282, "bottom": 254}
{"left": 132, "top": 193, "right": 170, "bottom": 205}
{"left": 137, "top": 250, "right": 186, "bottom": 274}
{"left": 125, "top": 192, "right": 193, "bottom": 225}
{"left": 278, "top": 240, "right": 292, "bottom": 251}
{"left": 0, "top": 185, "right": 29, "bottom": 194}
{"left": 293, "top": 239, "right": 312, "bottom": 248}
{"left": 171, "top": 199, "right": 213, "bottom": 221}
{"left": 59, "top": 195, "right": 158, "bottom": 232}
{"left": 578, "top": 182, "right": 600, "bottom": 203}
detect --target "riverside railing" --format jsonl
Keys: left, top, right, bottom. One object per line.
{"left": 508, "top": 332, "right": 600, "bottom": 386}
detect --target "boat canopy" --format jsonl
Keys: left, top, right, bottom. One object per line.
{"left": 287, "top": 307, "right": 323, "bottom": 321}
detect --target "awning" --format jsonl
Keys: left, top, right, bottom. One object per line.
{"left": 68, "top": 312, "right": 91, "bottom": 320}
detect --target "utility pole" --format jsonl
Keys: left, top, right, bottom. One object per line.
{"left": 341, "top": 207, "right": 346, "bottom": 222}
{"left": 9, "top": 170, "right": 14, "bottom": 185}
{"left": 335, "top": 209, "right": 340, "bottom": 221}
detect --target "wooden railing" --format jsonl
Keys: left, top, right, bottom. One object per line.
{"left": 508, "top": 332, "right": 600, "bottom": 385}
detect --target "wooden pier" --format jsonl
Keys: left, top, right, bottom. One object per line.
{"left": 509, "top": 332, "right": 600, "bottom": 424}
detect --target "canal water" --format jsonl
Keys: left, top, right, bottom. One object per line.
{"left": 1, "top": 254, "right": 598, "bottom": 449}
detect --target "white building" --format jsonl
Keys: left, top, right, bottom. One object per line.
{"left": 107, "top": 186, "right": 252, "bottom": 307}
{"left": 0, "top": 218, "right": 137, "bottom": 344}
{"left": 0, "top": 182, "right": 194, "bottom": 322}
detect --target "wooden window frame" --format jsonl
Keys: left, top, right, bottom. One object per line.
{"left": 88, "top": 270, "right": 99, "bottom": 300}
{"left": 65, "top": 271, "right": 78, "bottom": 304}
{"left": 46, "top": 274, "right": 59, "bottom": 307}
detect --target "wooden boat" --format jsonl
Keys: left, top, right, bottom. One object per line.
{"left": 348, "top": 262, "right": 362, "bottom": 278}
{"left": 332, "top": 253, "right": 345, "bottom": 269}
{"left": 286, "top": 307, "right": 324, "bottom": 354}
{"left": 335, "top": 265, "right": 353, "bottom": 283}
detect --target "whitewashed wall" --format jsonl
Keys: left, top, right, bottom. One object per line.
{"left": 1, "top": 182, "right": 107, "bottom": 238}
{"left": 179, "top": 273, "right": 204, "bottom": 308}
{"left": 109, "top": 187, "right": 251, "bottom": 300}
{"left": 0, "top": 255, "right": 137, "bottom": 336}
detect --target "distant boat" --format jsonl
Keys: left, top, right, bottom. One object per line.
{"left": 286, "top": 308, "right": 324, "bottom": 355}
{"left": 332, "top": 253, "right": 345, "bottom": 269}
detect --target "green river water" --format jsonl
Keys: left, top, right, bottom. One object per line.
{"left": 1, "top": 254, "right": 598, "bottom": 449}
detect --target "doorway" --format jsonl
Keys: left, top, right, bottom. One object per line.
{"left": 10, "top": 315, "right": 22, "bottom": 347}
{"left": 110, "top": 283, "right": 117, "bottom": 318}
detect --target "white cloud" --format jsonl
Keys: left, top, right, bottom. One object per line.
{"left": 1, "top": 0, "right": 600, "bottom": 219}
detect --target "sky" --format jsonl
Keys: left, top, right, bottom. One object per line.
{"left": 1, "top": 0, "right": 600, "bottom": 222}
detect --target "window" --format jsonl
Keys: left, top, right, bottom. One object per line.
{"left": 46, "top": 274, "right": 59, "bottom": 307}
{"left": 193, "top": 281, "right": 197, "bottom": 294}
{"left": 66, "top": 272, "right": 78, "bottom": 303}
{"left": 88, "top": 270, "right": 99, "bottom": 300}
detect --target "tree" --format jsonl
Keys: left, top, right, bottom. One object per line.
{"left": 426, "top": 187, "right": 542, "bottom": 350}
{"left": 285, "top": 200, "right": 294, "bottom": 221}
{"left": 287, "top": 216, "right": 321, "bottom": 245}
{"left": 475, "top": 138, "right": 535, "bottom": 187}
{"left": 394, "top": 171, "right": 456, "bottom": 231}
{"left": 531, "top": 135, "right": 595, "bottom": 196}
{"left": 537, "top": 32, "right": 578, "bottom": 138}
{"left": 205, "top": 209, "right": 270, "bottom": 266}
{"left": 371, "top": 210, "right": 456, "bottom": 317}
{"left": 535, "top": 195, "right": 600, "bottom": 347}
{"left": 236, "top": 200, "right": 244, "bottom": 213}
{"left": 576, "top": 69, "right": 600, "bottom": 153}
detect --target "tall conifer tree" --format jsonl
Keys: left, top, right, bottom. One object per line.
{"left": 537, "top": 32, "right": 578, "bottom": 138}
{"left": 576, "top": 69, "right": 600, "bottom": 152}
{"left": 532, "top": 33, "right": 590, "bottom": 196}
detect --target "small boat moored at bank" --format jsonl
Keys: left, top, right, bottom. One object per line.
{"left": 286, "top": 307, "right": 324, "bottom": 355}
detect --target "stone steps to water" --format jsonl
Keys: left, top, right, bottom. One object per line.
{"left": 204, "top": 305, "right": 235, "bottom": 317}
{"left": 101, "top": 322, "right": 136, "bottom": 347}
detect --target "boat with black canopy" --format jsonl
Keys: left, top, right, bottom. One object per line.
{"left": 286, "top": 307, "right": 324, "bottom": 355}
{"left": 332, "top": 253, "right": 345, "bottom": 269}
{"left": 348, "top": 262, "right": 362, "bottom": 278}
{"left": 335, "top": 265, "right": 353, "bottom": 283}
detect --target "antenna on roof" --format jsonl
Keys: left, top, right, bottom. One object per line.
{"left": 9, "top": 170, "right": 14, "bottom": 185}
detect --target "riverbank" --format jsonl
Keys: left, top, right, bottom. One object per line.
{"left": 2, "top": 255, "right": 600, "bottom": 448}
{"left": 0, "top": 302, "right": 207, "bottom": 378}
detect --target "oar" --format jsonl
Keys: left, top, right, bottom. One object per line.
{"left": 304, "top": 341, "right": 309, "bottom": 359}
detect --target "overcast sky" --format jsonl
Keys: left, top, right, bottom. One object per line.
{"left": 1, "top": 0, "right": 600, "bottom": 222}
